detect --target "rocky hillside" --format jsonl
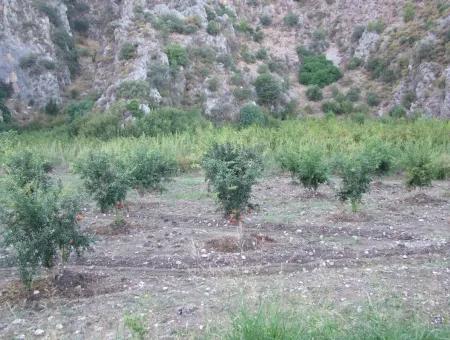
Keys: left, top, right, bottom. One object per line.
{"left": 1, "top": 0, "right": 449, "bottom": 125}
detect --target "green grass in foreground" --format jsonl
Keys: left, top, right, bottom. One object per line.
{"left": 205, "top": 304, "right": 450, "bottom": 340}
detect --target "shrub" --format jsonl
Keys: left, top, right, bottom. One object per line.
{"left": 403, "top": 3, "right": 415, "bottom": 22}
{"left": 260, "top": 15, "right": 272, "bottom": 26}
{"left": 73, "top": 112, "right": 121, "bottom": 139}
{"left": 4, "top": 150, "right": 50, "bottom": 190}
{"left": 202, "top": 143, "right": 263, "bottom": 218}
{"left": 280, "top": 147, "right": 329, "bottom": 191}
{"left": 241, "top": 49, "right": 256, "bottom": 63}
{"left": 305, "top": 86, "right": 323, "bottom": 101}
{"left": 389, "top": 105, "right": 407, "bottom": 118}
{"left": 1, "top": 182, "right": 90, "bottom": 286}
{"left": 346, "top": 87, "right": 361, "bottom": 102}
{"left": 321, "top": 99, "right": 354, "bottom": 115}
{"left": 19, "top": 54, "right": 38, "bottom": 69}
{"left": 254, "top": 73, "right": 282, "bottom": 105}
{"left": 116, "top": 80, "right": 150, "bottom": 100}
{"left": 255, "top": 48, "right": 268, "bottom": 60}
{"left": 140, "top": 107, "right": 203, "bottom": 136}
{"left": 336, "top": 154, "right": 373, "bottom": 212}
{"left": 284, "top": 13, "right": 299, "bottom": 27}
{"left": 233, "top": 88, "right": 253, "bottom": 102}
{"left": 119, "top": 42, "right": 138, "bottom": 60}
{"left": 352, "top": 25, "right": 365, "bottom": 42}
{"left": 152, "top": 14, "right": 198, "bottom": 34}
{"left": 401, "top": 91, "right": 416, "bottom": 109}
{"left": 36, "top": 2, "right": 61, "bottom": 27}
{"left": 362, "top": 140, "right": 394, "bottom": 176}
{"left": 253, "top": 29, "right": 264, "bottom": 43}
{"left": 75, "top": 151, "right": 130, "bottom": 212}
{"left": 166, "top": 43, "right": 188, "bottom": 69}
{"left": 207, "top": 20, "right": 221, "bottom": 35}
{"left": 403, "top": 145, "right": 433, "bottom": 189}
{"left": 432, "top": 154, "right": 450, "bottom": 180}
{"left": 51, "top": 28, "right": 79, "bottom": 77}
{"left": 234, "top": 20, "right": 254, "bottom": 34}
{"left": 299, "top": 54, "right": 342, "bottom": 88}
{"left": 45, "top": 99, "right": 59, "bottom": 115}
{"left": 148, "top": 62, "right": 171, "bottom": 92}
{"left": 126, "top": 147, "right": 177, "bottom": 195}
{"left": 347, "top": 57, "right": 363, "bottom": 70}
{"left": 72, "top": 19, "right": 89, "bottom": 34}
{"left": 366, "top": 92, "right": 381, "bottom": 107}
{"left": 367, "top": 20, "right": 385, "bottom": 34}
{"left": 65, "top": 99, "right": 94, "bottom": 121}
{"left": 238, "top": 104, "right": 267, "bottom": 128}
{"left": 207, "top": 77, "right": 219, "bottom": 92}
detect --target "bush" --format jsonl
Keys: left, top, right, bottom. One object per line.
{"left": 36, "top": 2, "right": 61, "bottom": 27}
{"left": 65, "top": 99, "right": 94, "bottom": 121}
{"left": 254, "top": 73, "right": 282, "bottom": 105}
{"left": 19, "top": 54, "right": 38, "bottom": 69}
{"left": 389, "top": 105, "right": 407, "bottom": 118}
{"left": 202, "top": 143, "right": 263, "bottom": 218}
{"left": 75, "top": 151, "right": 130, "bottom": 212}
{"left": 140, "top": 107, "right": 203, "bottom": 136}
{"left": 207, "top": 20, "right": 221, "bottom": 35}
{"left": 279, "top": 147, "right": 329, "bottom": 191}
{"left": 305, "top": 86, "right": 323, "bottom": 101}
{"left": 403, "top": 145, "right": 433, "bottom": 189}
{"left": 116, "top": 80, "right": 150, "bottom": 101}
{"left": 238, "top": 104, "right": 268, "bottom": 128}
{"left": 1, "top": 182, "right": 90, "bottom": 286}
{"left": 255, "top": 48, "right": 268, "bottom": 60}
{"left": 45, "top": 99, "right": 59, "bottom": 116}
{"left": 362, "top": 140, "right": 394, "bottom": 176}
{"left": 260, "top": 15, "right": 272, "bottom": 26}
{"left": 4, "top": 150, "right": 50, "bottom": 190}
{"left": 166, "top": 43, "right": 188, "bottom": 69}
{"left": 347, "top": 57, "right": 363, "bottom": 70}
{"left": 233, "top": 87, "right": 253, "bottom": 102}
{"left": 119, "top": 42, "right": 138, "bottom": 60}
{"left": 299, "top": 54, "right": 342, "bottom": 88}
{"left": 148, "top": 62, "right": 171, "bottom": 92}
{"left": 321, "top": 99, "right": 354, "bottom": 115}
{"left": 352, "top": 25, "right": 365, "bottom": 42}
{"left": 366, "top": 92, "right": 381, "bottom": 107}
{"left": 152, "top": 14, "right": 199, "bottom": 34}
{"left": 336, "top": 154, "right": 373, "bottom": 212}
{"left": 51, "top": 28, "right": 79, "bottom": 77}
{"left": 346, "top": 87, "right": 361, "bottom": 102}
{"left": 367, "top": 20, "right": 385, "bottom": 34}
{"left": 403, "top": 3, "right": 415, "bottom": 22}
{"left": 284, "top": 13, "right": 299, "bottom": 27}
{"left": 73, "top": 19, "right": 89, "bottom": 35}
{"left": 432, "top": 154, "right": 450, "bottom": 180}
{"left": 73, "top": 112, "right": 121, "bottom": 139}
{"left": 126, "top": 147, "right": 177, "bottom": 195}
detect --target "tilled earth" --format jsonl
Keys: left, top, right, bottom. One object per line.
{"left": 0, "top": 175, "right": 449, "bottom": 339}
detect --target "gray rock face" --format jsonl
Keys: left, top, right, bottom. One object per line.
{"left": 0, "top": 0, "right": 72, "bottom": 109}
{"left": 354, "top": 31, "right": 380, "bottom": 62}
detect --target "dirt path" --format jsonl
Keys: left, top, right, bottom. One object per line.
{"left": 1, "top": 175, "right": 449, "bottom": 339}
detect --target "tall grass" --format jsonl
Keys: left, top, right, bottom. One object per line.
{"left": 206, "top": 303, "right": 450, "bottom": 340}
{"left": 2, "top": 117, "right": 449, "bottom": 173}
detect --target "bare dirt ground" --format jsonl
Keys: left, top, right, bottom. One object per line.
{"left": 1, "top": 174, "right": 449, "bottom": 339}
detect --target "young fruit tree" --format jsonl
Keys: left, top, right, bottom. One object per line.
{"left": 126, "top": 147, "right": 177, "bottom": 195}
{"left": 1, "top": 152, "right": 90, "bottom": 286}
{"left": 336, "top": 154, "right": 373, "bottom": 212}
{"left": 202, "top": 143, "right": 263, "bottom": 219}
{"left": 75, "top": 151, "right": 130, "bottom": 212}
{"left": 279, "top": 147, "right": 329, "bottom": 191}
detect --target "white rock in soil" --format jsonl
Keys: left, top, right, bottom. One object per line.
{"left": 34, "top": 329, "right": 45, "bottom": 336}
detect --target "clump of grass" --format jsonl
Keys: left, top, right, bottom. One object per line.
{"left": 211, "top": 303, "right": 450, "bottom": 340}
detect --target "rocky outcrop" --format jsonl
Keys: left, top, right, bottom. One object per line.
{"left": 1, "top": 0, "right": 449, "bottom": 120}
